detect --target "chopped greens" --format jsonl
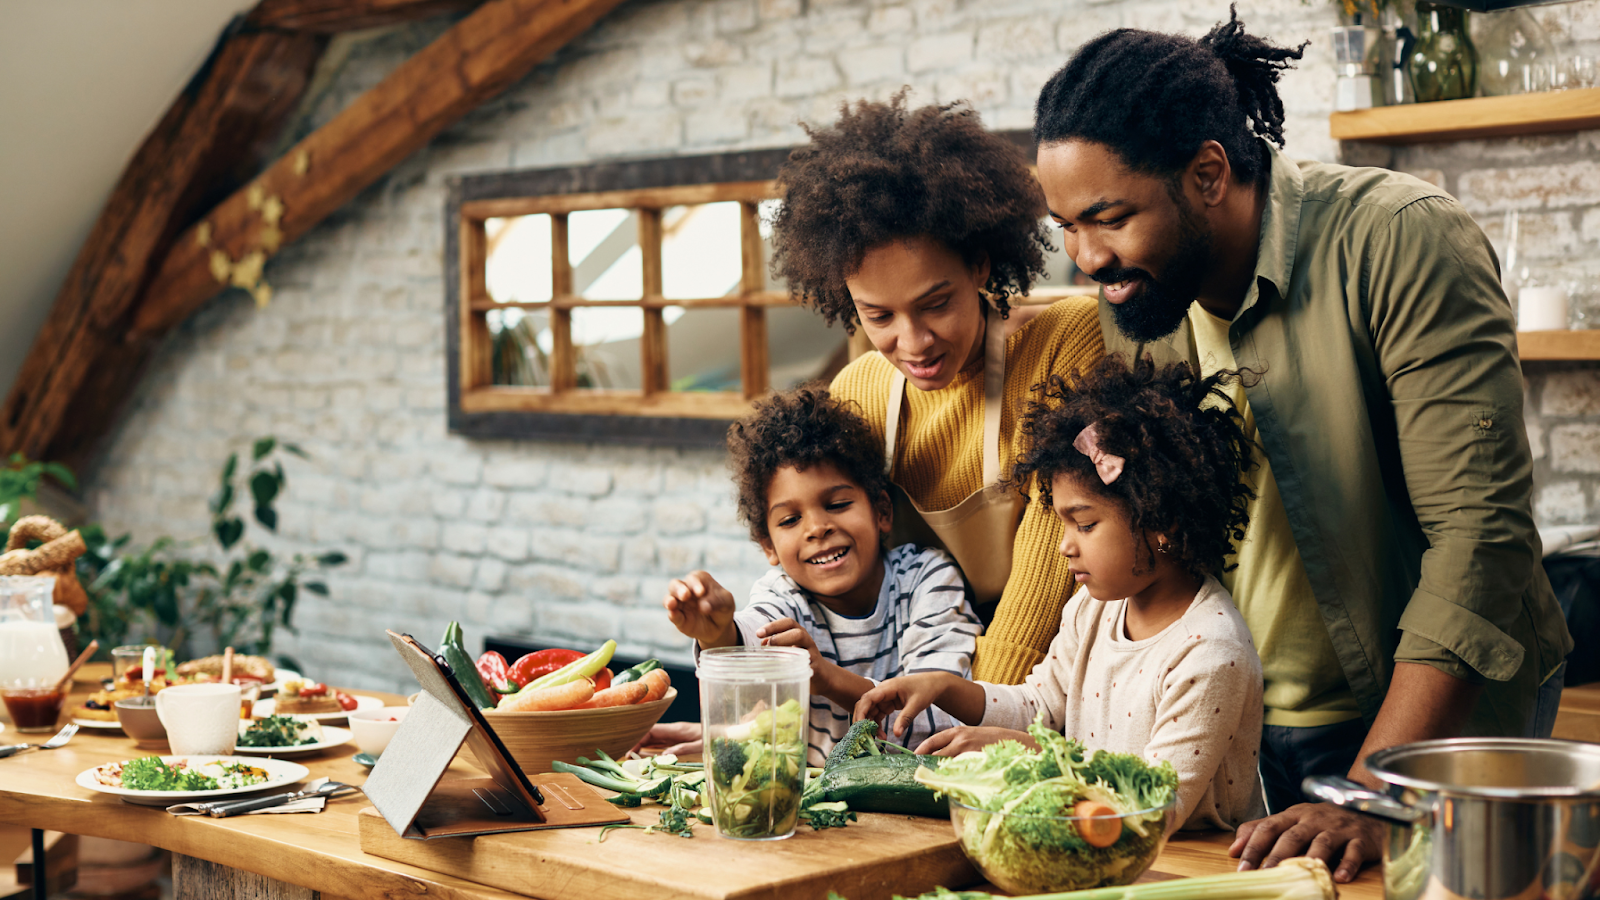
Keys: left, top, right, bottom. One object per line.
{"left": 239, "top": 715, "right": 316, "bottom": 747}
{"left": 117, "top": 758, "right": 269, "bottom": 792}
{"left": 707, "top": 698, "right": 806, "bottom": 838}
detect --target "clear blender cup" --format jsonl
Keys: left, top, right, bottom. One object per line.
{"left": 698, "top": 646, "right": 811, "bottom": 840}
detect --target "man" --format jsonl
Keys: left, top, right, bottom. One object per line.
{"left": 1030, "top": 10, "right": 1571, "bottom": 883}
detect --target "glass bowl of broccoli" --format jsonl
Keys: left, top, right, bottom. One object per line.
{"left": 948, "top": 793, "right": 1175, "bottom": 894}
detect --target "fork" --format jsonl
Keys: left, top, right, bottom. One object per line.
{"left": 0, "top": 723, "right": 79, "bottom": 759}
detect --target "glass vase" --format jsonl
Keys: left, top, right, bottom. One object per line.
{"left": 1408, "top": 1, "right": 1477, "bottom": 102}
{"left": 1475, "top": 8, "right": 1554, "bottom": 96}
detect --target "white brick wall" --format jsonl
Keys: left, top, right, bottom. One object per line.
{"left": 83, "top": 0, "right": 1600, "bottom": 692}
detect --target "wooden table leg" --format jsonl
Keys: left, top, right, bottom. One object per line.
{"left": 172, "top": 854, "right": 315, "bottom": 900}
{"left": 31, "top": 830, "right": 44, "bottom": 900}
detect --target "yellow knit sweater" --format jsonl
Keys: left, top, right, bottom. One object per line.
{"left": 829, "top": 298, "right": 1105, "bottom": 684}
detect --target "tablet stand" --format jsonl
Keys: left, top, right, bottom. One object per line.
{"left": 361, "top": 630, "right": 629, "bottom": 839}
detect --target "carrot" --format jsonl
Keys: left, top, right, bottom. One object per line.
{"left": 498, "top": 677, "right": 594, "bottom": 712}
{"left": 1073, "top": 800, "right": 1123, "bottom": 848}
{"left": 576, "top": 681, "right": 649, "bottom": 709}
{"left": 639, "top": 667, "right": 671, "bottom": 703}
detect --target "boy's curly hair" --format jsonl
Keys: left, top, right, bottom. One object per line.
{"left": 1009, "top": 355, "right": 1257, "bottom": 580}
{"left": 768, "top": 91, "right": 1053, "bottom": 333}
{"left": 727, "top": 385, "right": 892, "bottom": 545}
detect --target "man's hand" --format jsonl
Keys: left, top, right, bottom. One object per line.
{"left": 1230, "top": 802, "right": 1384, "bottom": 883}
{"left": 663, "top": 571, "right": 737, "bottom": 648}
{"left": 914, "top": 725, "right": 1036, "bottom": 756}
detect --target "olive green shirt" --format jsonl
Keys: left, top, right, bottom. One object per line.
{"left": 1101, "top": 147, "right": 1573, "bottom": 735}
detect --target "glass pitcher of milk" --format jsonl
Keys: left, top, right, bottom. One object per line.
{"left": 0, "top": 576, "right": 68, "bottom": 684}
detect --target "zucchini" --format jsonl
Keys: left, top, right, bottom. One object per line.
{"left": 807, "top": 753, "right": 948, "bottom": 818}
{"left": 440, "top": 622, "right": 498, "bottom": 710}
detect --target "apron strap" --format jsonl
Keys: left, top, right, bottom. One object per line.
{"left": 884, "top": 304, "right": 1008, "bottom": 485}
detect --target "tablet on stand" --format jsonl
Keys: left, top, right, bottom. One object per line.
{"left": 362, "top": 629, "right": 630, "bottom": 839}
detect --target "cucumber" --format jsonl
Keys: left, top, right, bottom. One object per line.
{"left": 807, "top": 753, "right": 948, "bottom": 818}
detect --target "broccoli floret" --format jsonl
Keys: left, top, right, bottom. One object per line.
{"left": 710, "top": 737, "right": 748, "bottom": 788}
{"left": 824, "top": 719, "right": 881, "bottom": 768}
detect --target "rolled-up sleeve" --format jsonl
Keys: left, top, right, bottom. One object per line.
{"left": 1364, "top": 196, "right": 1536, "bottom": 683}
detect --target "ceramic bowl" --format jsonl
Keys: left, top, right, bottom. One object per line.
{"left": 481, "top": 688, "right": 676, "bottom": 774}
{"left": 347, "top": 706, "right": 409, "bottom": 756}
{"left": 113, "top": 697, "right": 168, "bottom": 747}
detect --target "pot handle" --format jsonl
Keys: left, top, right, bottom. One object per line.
{"left": 1302, "top": 776, "right": 1425, "bottom": 824}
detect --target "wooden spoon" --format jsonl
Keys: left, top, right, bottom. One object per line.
{"left": 52, "top": 639, "right": 99, "bottom": 695}
{"left": 222, "top": 646, "right": 234, "bottom": 685}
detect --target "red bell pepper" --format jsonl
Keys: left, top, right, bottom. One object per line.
{"left": 476, "top": 651, "right": 511, "bottom": 695}
{"left": 507, "top": 648, "right": 583, "bottom": 687}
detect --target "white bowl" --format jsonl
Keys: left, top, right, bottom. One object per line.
{"left": 347, "top": 706, "right": 409, "bottom": 756}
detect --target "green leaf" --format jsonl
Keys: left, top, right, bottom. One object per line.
{"left": 303, "top": 581, "right": 328, "bottom": 596}
{"left": 209, "top": 481, "right": 235, "bottom": 517}
{"left": 282, "top": 443, "right": 309, "bottom": 459}
{"left": 41, "top": 462, "right": 77, "bottom": 491}
{"left": 249, "top": 470, "right": 280, "bottom": 508}
{"left": 254, "top": 505, "right": 277, "bottom": 531}
{"left": 252, "top": 437, "right": 276, "bottom": 461}
{"left": 317, "top": 551, "right": 348, "bottom": 567}
{"left": 222, "top": 452, "right": 239, "bottom": 482}
{"left": 279, "top": 581, "right": 297, "bottom": 626}
{"left": 214, "top": 516, "right": 244, "bottom": 549}
{"left": 247, "top": 549, "right": 272, "bottom": 573}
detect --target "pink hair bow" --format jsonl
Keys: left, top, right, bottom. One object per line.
{"left": 1073, "top": 423, "right": 1125, "bottom": 485}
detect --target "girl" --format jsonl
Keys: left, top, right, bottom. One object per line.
{"left": 856, "top": 355, "right": 1266, "bottom": 833}
{"left": 768, "top": 93, "right": 1104, "bottom": 688}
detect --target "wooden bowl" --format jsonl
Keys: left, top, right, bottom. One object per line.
{"left": 480, "top": 688, "right": 677, "bottom": 774}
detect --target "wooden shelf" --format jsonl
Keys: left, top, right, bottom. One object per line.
{"left": 1330, "top": 87, "right": 1600, "bottom": 143}
{"left": 1517, "top": 330, "right": 1600, "bottom": 362}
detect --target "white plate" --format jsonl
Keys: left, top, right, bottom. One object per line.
{"left": 256, "top": 668, "right": 302, "bottom": 697}
{"left": 73, "top": 718, "right": 125, "bottom": 731}
{"left": 233, "top": 724, "right": 351, "bottom": 757}
{"left": 251, "top": 694, "right": 380, "bottom": 722}
{"left": 76, "top": 755, "right": 309, "bottom": 806}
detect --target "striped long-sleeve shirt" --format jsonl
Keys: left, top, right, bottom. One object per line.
{"left": 734, "top": 544, "right": 982, "bottom": 764}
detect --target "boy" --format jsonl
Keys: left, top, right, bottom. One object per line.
{"left": 664, "top": 386, "right": 982, "bottom": 763}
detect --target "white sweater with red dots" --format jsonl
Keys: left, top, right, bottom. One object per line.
{"left": 978, "top": 576, "right": 1266, "bottom": 833}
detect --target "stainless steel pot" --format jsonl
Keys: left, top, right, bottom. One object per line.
{"left": 1306, "top": 738, "right": 1600, "bottom": 900}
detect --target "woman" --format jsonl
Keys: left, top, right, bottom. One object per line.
{"left": 768, "top": 94, "right": 1103, "bottom": 686}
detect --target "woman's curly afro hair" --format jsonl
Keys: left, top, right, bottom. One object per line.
{"left": 768, "top": 91, "right": 1053, "bottom": 332}
{"left": 727, "top": 384, "right": 892, "bottom": 545}
{"left": 1010, "top": 355, "right": 1257, "bottom": 580}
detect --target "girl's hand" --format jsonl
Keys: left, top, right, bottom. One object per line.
{"left": 915, "top": 726, "right": 1037, "bottom": 756}
{"left": 854, "top": 673, "right": 950, "bottom": 739}
{"left": 664, "top": 571, "right": 738, "bottom": 647}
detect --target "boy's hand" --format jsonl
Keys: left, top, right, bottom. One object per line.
{"left": 854, "top": 674, "right": 950, "bottom": 740}
{"left": 755, "top": 618, "right": 821, "bottom": 665}
{"left": 915, "top": 726, "right": 1036, "bottom": 756}
{"left": 664, "top": 571, "right": 738, "bottom": 648}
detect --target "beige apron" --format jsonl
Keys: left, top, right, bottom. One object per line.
{"left": 884, "top": 306, "right": 1027, "bottom": 620}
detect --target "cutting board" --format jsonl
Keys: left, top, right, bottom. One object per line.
{"left": 357, "top": 804, "right": 979, "bottom": 900}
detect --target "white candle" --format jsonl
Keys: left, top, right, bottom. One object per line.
{"left": 1519, "top": 286, "right": 1569, "bottom": 331}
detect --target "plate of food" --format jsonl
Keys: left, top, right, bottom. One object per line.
{"left": 72, "top": 717, "right": 126, "bottom": 731}
{"left": 252, "top": 682, "right": 379, "bottom": 722}
{"left": 234, "top": 715, "right": 350, "bottom": 756}
{"left": 76, "top": 755, "right": 309, "bottom": 806}
{"left": 174, "top": 654, "right": 288, "bottom": 694}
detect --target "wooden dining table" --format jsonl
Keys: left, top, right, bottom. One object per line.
{"left": 0, "top": 667, "right": 1384, "bottom": 900}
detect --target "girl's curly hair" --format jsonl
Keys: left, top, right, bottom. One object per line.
{"left": 768, "top": 92, "right": 1053, "bottom": 333}
{"left": 1009, "top": 355, "right": 1257, "bottom": 580}
{"left": 727, "top": 385, "right": 892, "bottom": 545}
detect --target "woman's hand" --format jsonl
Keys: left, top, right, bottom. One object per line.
{"left": 664, "top": 571, "right": 738, "bottom": 648}
{"left": 915, "top": 725, "right": 1036, "bottom": 756}
{"left": 634, "top": 721, "right": 702, "bottom": 757}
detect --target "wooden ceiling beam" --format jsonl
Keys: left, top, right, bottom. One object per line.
{"left": 246, "top": 0, "right": 483, "bottom": 33}
{"left": 132, "top": 0, "right": 630, "bottom": 341}
{"left": 0, "top": 23, "right": 325, "bottom": 465}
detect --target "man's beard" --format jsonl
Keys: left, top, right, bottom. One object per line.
{"left": 1100, "top": 209, "right": 1214, "bottom": 344}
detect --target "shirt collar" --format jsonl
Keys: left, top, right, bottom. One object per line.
{"left": 1240, "top": 144, "right": 1305, "bottom": 318}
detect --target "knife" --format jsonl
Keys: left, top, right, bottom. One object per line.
{"left": 0, "top": 744, "right": 33, "bottom": 759}
{"left": 170, "top": 781, "right": 357, "bottom": 817}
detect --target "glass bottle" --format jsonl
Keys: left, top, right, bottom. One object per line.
{"left": 698, "top": 646, "right": 810, "bottom": 840}
{"left": 1476, "top": 8, "right": 1554, "bottom": 96}
{"left": 1408, "top": 0, "right": 1478, "bottom": 102}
